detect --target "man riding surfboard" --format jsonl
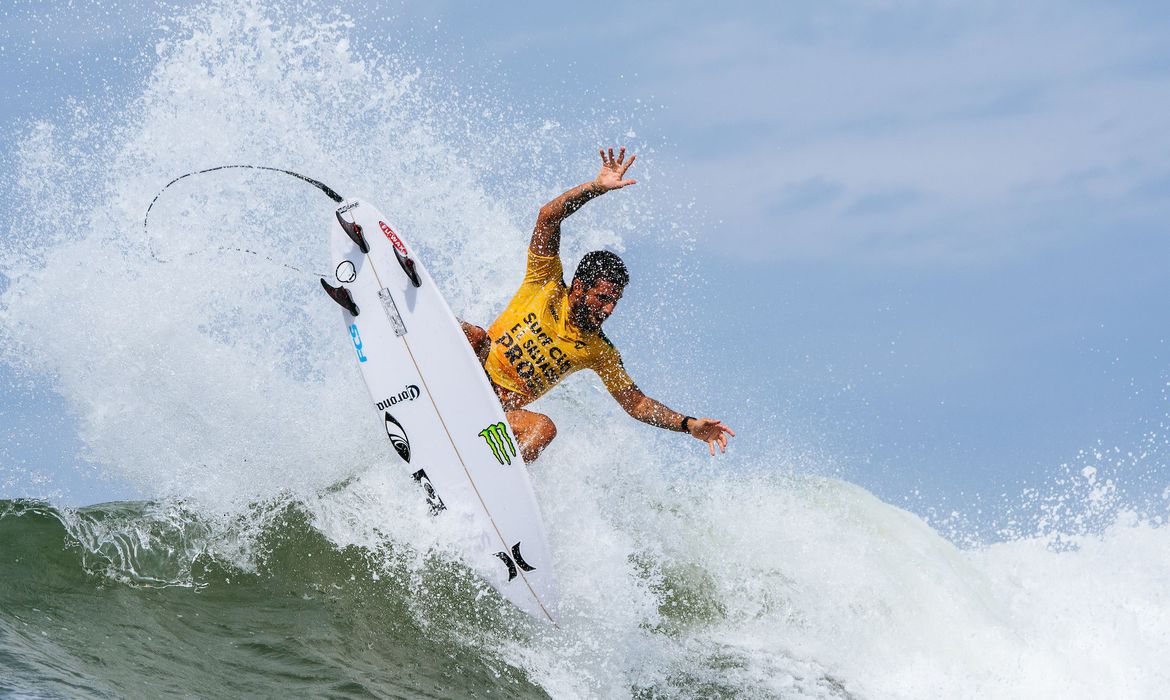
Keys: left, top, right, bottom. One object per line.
{"left": 462, "top": 147, "right": 735, "bottom": 462}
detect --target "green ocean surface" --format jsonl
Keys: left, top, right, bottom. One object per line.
{"left": 0, "top": 499, "right": 548, "bottom": 699}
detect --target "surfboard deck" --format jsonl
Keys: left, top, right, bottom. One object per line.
{"left": 327, "top": 198, "right": 558, "bottom": 624}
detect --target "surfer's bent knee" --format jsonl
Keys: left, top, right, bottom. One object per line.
{"left": 506, "top": 409, "right": 557, "bottom": 462}
{"left": 534, "top": 413, "right": 556, "bottom": 443}
{"left": 529, "top": 414, "right": 556, "bottom": 461}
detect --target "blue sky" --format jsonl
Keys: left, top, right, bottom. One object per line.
{"left": 2, "top": 1, "right": 1168, "bottom": 531}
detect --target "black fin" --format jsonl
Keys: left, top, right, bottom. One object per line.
{"left": 495, "top": 552, "right": 518, "bottom": 581}
{"left": 319, "top": 278, "right": 359, "bottom": 316}
{"left": 511, "top": 542, "right": 535, "bottom": 572}
{"left": 394, "top": 246, "right": 422, "bottom": 288}
{"left": 335, "top": 210, "right": 369, "bottom": 254}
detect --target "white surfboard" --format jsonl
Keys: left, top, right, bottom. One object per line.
{"left": 327, "top": 198, "right": 558, "bottom": 624}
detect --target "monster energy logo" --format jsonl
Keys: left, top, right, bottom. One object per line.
{"left": 478, "top": 422, "right": 517, "bottom": 465}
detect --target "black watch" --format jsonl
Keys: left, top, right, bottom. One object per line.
{"left": 681, "top": 416, "right": 695, "bottom": 433}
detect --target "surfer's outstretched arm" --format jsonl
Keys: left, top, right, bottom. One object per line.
{"left": 612, "top": 385, "right": 735, "bottom": 456}
{"left": 530, "top": 147, "right": 637, "bottom": 257}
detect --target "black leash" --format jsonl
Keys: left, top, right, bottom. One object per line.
{"left": 143, "top": 164, "right": 345, "bottom": 275}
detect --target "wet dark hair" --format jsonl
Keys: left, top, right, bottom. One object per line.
{"left": 572, "top": 250, "right": 629, "bottom": 289}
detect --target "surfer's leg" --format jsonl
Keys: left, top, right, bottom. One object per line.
{"left": 505, "top": 409, "right": 557, "bottom": 463}
{"left": 461, "top": 321, "right": 490, "bottom": 364}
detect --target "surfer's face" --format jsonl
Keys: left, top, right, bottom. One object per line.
{"left": 569, "top": 278, "right": 624, "bottom": 332}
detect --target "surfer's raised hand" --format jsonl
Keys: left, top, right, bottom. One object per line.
{"left": 688, "top": 418, "right": 736, "bottom": 456}
{"left": 594, "top": 147, "right": 637, "bottom": 191}
{"left": 530, "top": 146, "right": 637, "bottom": 256}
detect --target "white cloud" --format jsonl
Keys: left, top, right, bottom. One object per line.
{"left": 627, "top": 2, "right": 1170, "bottom": 263}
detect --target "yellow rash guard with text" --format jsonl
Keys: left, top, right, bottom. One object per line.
{"left": 485, "top": 251, "right": 635, "bottom": 404}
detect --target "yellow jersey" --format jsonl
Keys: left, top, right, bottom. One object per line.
{"left": 485, "top": 251, "right": 635, "bottom": 404}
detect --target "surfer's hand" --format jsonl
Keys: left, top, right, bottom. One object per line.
{"left": 594, "top": 147, "right": 637, "bottom": 191}
{"left": 689, "top": 418, "right": 735, "bottom": 456}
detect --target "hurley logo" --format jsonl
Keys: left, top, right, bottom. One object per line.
{"left": 494, "top": 541, "right": 536, "bottom": 581}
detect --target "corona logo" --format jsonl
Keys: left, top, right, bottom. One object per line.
{"left": 376, "top": 385, "right": 420, "bottom": 410}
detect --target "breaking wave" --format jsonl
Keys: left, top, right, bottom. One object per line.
{"left": 1, "top": 2, "right": 1167, "bottom": 698}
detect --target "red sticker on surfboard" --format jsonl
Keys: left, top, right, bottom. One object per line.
{"left": 379, "top": 221, "right": 407, "bottom": 255}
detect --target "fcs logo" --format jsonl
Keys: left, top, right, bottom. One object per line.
{"left": 479, "top": 422, "right": 517, "bottom": 465}
{"left": 349, "top": 324, "right": 367, "bottom": 363}
{"left": 384, "top": 412, "right": 411, "bottom": 462}
{"left": 494, "top": 541, "right": 536, "bottom": 581}
{"left": 378, "top": 220, "right": 408, "bottom": 255}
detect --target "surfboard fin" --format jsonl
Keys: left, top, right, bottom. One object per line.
{"left": 319, "top": 278, "right": 360, "bottom": 316}
{"left": 495, "top": 551, "right": 518, "bottom": 581}
{"left": 511, "top": 542, "right": 535, "bottom": 572}
{"left": 394, "top": 246, "right": 422, "bottom": 288}
{"left": 335, "top": 210, "right": 370, "bottom": 254}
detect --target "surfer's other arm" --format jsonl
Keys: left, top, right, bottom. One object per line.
{"left": 612, "top": 385, "right": 735, "bottom": 456}
{"left": 530, "top": 147, "right": 637, "bottom": 257}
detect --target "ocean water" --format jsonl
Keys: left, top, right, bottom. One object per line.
{"left": 2, "top": 2, "right": 1169, "bottom": 698}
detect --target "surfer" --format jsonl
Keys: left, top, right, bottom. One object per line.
{"left": 463, "top": 147, "right": 735, "bottom": 462}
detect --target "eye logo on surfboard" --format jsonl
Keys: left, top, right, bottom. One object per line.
{"left": 384, "top": 412, "right": 411, "bottom": 462}
{"left": 379, "top": 220, "right": 408, "bottom": 256}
